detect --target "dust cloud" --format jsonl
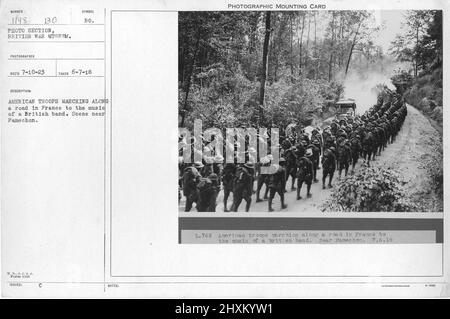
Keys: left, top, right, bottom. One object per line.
{"left": 342, "top": 70, "right": 396, "bottom": 115}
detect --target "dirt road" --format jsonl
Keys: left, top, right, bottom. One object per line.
{"left": 375, "top": 104, "right": 443, "bottom": 212}
{"left": 179, "top": 104, "right": 442, "bottom": 213}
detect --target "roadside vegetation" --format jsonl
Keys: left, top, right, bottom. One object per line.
{"left": 390, "top": 11, "right": 442, "bottom": 125}
{"left": 322, "top": 165, "right": 416, "bottom": 212}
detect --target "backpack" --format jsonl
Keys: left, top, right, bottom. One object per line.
{"left": 235, "top": 167, "right": 251, "bottom": 185}
{"left": 182, "top": 167, "right": 199, "bottom": 195}
{"left": 198, "top": 178, "right": 214, "bottom": 194}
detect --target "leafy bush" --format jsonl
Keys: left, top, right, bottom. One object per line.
{"left": 391, "top": 66, "right": 442, "bottom": 124}
{"left": 434, "top": 88, "right": 443, "bottom": 105}
{"left": 183, "top": 64, "right": 257, "bottom": 130}
{"left": 264, "top": 77, "right": 338, "bottom": 127}
{"left": 402, "top": 66, "right": 443, "bottom": 124}
{"left": 391, "top": 70, "right": 413, "bottom": 95}
{"left": 322, "top": 165, "right": 416, "bottom": 212}
{"left": 431, "top": 68, "right": 443, "bottom": 88}
{"left": 431, "top": 106, "right": 443, "bottom": 124}
{"left": 425, "top": 140, "right": 443, "bottom": 200}
{"left": 183, "top": 65, "right": 344, "bottom": 131}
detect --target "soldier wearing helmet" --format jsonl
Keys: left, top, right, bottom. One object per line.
{"left": 255, "top": 156, "right": 271, "bottom": 203}
{"left": 321, "top": 145, "right": 336, "bottom": 189}
{"left": 197, "top": 173, "right": 220, "bottom": 212}
{"left": 296, "top": 148, "right": 314, "bottom": 199}
{"left": 182, "top": 162, "right": 203, "bottom": 211}
{"left": 267, "top": 158, "right": 288, "bottom": 212}
{"left": 308, "top": 141, "right": 321, "bottom": 183}
{"left": 232, "top": 162, "right": 254, "bottom": 212}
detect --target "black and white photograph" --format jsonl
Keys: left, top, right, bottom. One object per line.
{"left": 178, "top": 10, "right": 443, "bottom": 214}
{"left": 1, "top": 0, "right": 448, "bottom": 298}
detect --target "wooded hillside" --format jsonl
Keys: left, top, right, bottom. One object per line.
{"left": 178, "top": 11, "right": 385, "bottom": 130}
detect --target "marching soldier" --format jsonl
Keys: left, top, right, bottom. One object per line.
{"left": 284, "top": 146, "right": 298, "bottom": 191}
{"left": 222, "top": 162, "right": 236, "bottom": 212}
{"left": 330, "top": 121, "right": 339, "bottom": 136}
{"left": 362, "top": 125, "right": 375, "bottom": 166}
{"left": 337, "top": 139, "right": 352, "bottom": 178}
{"left": 311, "top": 128, "right": 323, "bottom": 169}
{"left": 232, "top": 162, "right": 254, "bottom": 212}
{"left": 339, "top": 118, "right": 347, "bottom": 127}
{"left": 268, "top": 158, "right": 288, "bottom": 212}
{"left": 197, "top": 173, "right": 220, "bottom": 212}
{"left": 178, "top": 156, "right": 185, "bottom": 203}
{"left": 182, "top": 161, "right": 203, "bottom": 212}
{"left": 298, "top": 130, "right": 310, "bottom": 145}
{"left": 295, "top": 140, "right": 307, "bottom": 158}
{"left": 350, "top": 134, "right": 361, "bottom": 173}
{"left": 311, "top": 128, "right": 322, "bottom": 147}
{"left": 212, "top": 155, "right": 224, "bottom": 184}
{"left": 281, "top": 137, "right": 292, "bottom": 150}
{"left": 246, "top": 147, "right": 257, "bottom": 193}
{"left": 322, "top": 146, "right": 336, "bottom": 189}
{"left": 308, "top": 141, "right": 321, "bottom": 182}
{"left": 200, "top": 157, "right": 213, "bottom": 177}
{"left": 323, "top": 128, "right": 336, "bottom": 147}
{"left": 256, "top": 156, "right": 271, "bottom": 202}
{"left": 296, "top": 148, "right": 314, "bottom": 199}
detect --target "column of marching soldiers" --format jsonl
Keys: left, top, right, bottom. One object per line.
{"left": 179, "top": 90, "right": 407, "bottom": 213}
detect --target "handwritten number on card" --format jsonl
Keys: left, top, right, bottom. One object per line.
{"left": 44, "top": 17, "right": 57, "bottom": 24}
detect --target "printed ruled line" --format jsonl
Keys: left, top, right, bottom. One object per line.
{"left": 6, "top": 281, "right": 446, "bottom": 285}
{"left": 103, "top": 7, "right": 107, "bottom": 294}
{"left": 8, "top": 41, "right": 105, "bottom": 43}
{"left": 8, "top": 58, "right": 105, "bottom": 60}
{"left": 8, "top": 75, "right": 104, "bottom": 78}
{"left": 7, "top": 24, "right": 105, "bottom": 26}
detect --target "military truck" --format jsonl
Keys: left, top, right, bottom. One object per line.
{"left": 334, "top": 99, "right": 356, "bottom": 116}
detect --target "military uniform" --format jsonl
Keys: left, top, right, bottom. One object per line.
{"left": 311, "top": 129, "right": 323, "bottom": 149}
{"left": 201, "top": 163, "right": 212, "bottom": 178}
{"left": 268, "top": 160, "right": 288, "bottom": 212}
{"left": 349, "top": 136, "right": 361, "bottom": 173}
{"left": 296, "top": 152, "right": 314, "bottom": 199}
{"left": 178, "top": 157, "right": 185, "bottom": 203}
{"left": 255, "top": 156, "right": 271, "bottom": 202}
{"left": 295, "top": 141, "right": 307, "bottom": 158}
{"left": 337, "top": 140, "right": 351, "bottom": 178}
{"left": 362, "top": 129, "right": 375, "bottom": 166}
{"left": 182, "top": 163, "right": 202, "bottom": 212}
{"left": 308, "top": 142, "right": 321, "bottom": 182}
{"left": 322, "top": 147, "right": 336, "bottom": 189}
{"left": 197, "top": 174, "right": 220, "bottom": 212}
{"left": 323, "top": 134, "right": 336, "bottom": 150}
{"left": 284, "top": 147, "right": 298, "bottom": 190}
{"left": 212, "top": 155, "right": 224, "bottom": 184}
{"left": 232, "top": 163, "right": 254, "bottom": 212}
{"left": 281, "top": 138, "right": 292, "bottom": 150}
{"left": 299, "top": 132, "right": 310, "bottom": 145}
{"left": 222, "top": 163, "right": 236, "bottom": 212}
{"left": 330, "top": 122, "right": 339, "bottom": 137}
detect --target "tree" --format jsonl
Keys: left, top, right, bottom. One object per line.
{"left": 389, "top": 10, "right": 442, "bottom": 121}
{"left": 304, "top": 12, "right": 311, "bottom": 73}
{"left": 259, "top": 11, "right": 272, "bottom": 121}
{"left": 298, "top": 12, "right": 306, "bottom": 75}
{"left": 343, "top": 11, "right": 378, "bottom": 77}
{"left": 389, "top": 10, "right": 435, "bottom": 77}
{"left": 327, "top": 11, "right": 336, "bottom": 81}
{"left": 418, "top": 10, "right": 442, "bottom": 70}
{"left": 178, "top": 11, "right": 391, "bottom": 130}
